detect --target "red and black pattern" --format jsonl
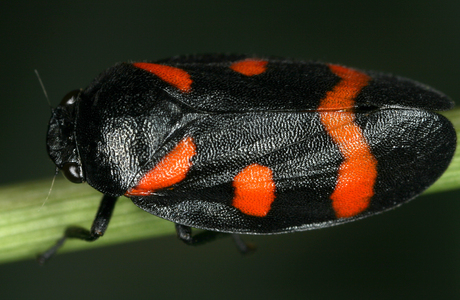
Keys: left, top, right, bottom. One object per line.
{"left": 41, "top": 54, "right": 456, "bottom": 262}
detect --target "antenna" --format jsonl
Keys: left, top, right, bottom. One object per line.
{"left": 34, "top": 69, "right": 52, "bottom": 109}
{"left": 39, "top": 167, "right": 59, "bottom": 211}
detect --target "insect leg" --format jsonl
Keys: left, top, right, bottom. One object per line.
{"left": 231, "top": 234, "right": 256, "bottom": 254}
{"left": 175, "top": 224, "right": 254, "bottom": 254}
{"left": 37, "top": 194, "right": 118, "bottom": 264}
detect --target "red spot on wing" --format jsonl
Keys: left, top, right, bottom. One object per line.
{"left": 319, "top": 64, "right": 370, "bottom": 110}
{"left": 232, "top": 164, "right": 276, "bottom": 217}
{"left": 319, "top": 65, "right": 377, "bottom": 219}
{"left": 125, "top": 137, "right": 196, "bottom": 196}
{"left": 133, "top": 62, "right": 192, "bottom": 93}
{"left": 230, "top": 59, "right": 268, "bottom": 76}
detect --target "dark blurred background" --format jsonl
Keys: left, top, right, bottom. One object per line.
{"left": 1, "top": 1, "right": 459, "bottom": 299}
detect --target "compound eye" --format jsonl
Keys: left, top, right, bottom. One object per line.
{"left": 60, "top": 89, "right": 81, "bottom": 107}
{"left": 62, "top": 162, "right": 84, "bottom": 183}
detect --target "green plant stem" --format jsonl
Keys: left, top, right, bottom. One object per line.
{"left": 1, "top": 109, "right": 459, "bottom": 264}
{"left": 0, "top": 179, "right": 175, "bottom": 264}
{"left": 426, "top": 109, "right": 460, "bottom": 193}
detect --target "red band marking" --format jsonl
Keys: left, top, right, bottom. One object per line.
{"left": 133, "top": 62, "right": 192, "bottom": 93}
{"left": 230, "top": 59, "right": 268, "bottom": 76}
{"left": 125, "top": 137, "right": 196, "bottom": 196}
{"left": 232, "top": 164, "right": 276, "bottom": 217}
{"left": 319, "top": 64, "right": 377, "bottom": 219}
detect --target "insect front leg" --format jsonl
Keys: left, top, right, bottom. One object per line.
{"left": 38, "top": 194, "right": 118, "bottom": 264}
{"left": 175, "top": 224, "right": 255, "bottom": 254}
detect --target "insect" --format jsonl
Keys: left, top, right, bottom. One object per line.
{"left": 39, "top": 54, "right": 456, "bottom": 262}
